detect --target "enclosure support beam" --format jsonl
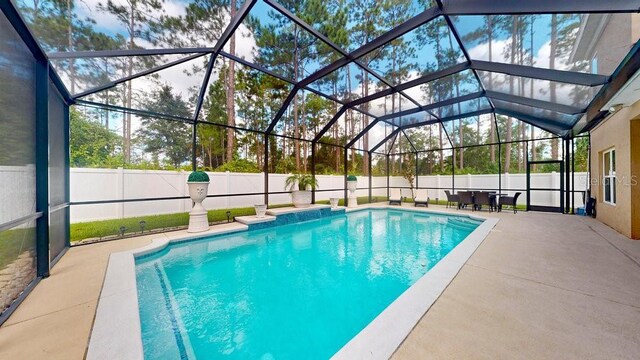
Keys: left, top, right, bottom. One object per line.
{"left": 313, "top": 106, "right": 346, "bottom": 142}
{"left": 343, "top": 148, "right": 348, "bottom": 206}
{"left": 498, "top": 142, "right": 502, "bottom": 195}
{"left": 527, "top": 141, "right": 535, "bottom": 211}
{"left": 191, "top": 123, "right": 197, "bottom": 171}
{"left": 495, "top": 114, "right": 502, "bottom": 197}
{"left": 220, "top": 50, "right": 345, "bottom": 105}
{"left": 571, "top": 137, "right": 576, "bottom": 214}
{"left": 452, "top": 148, "right": 456, "bottom": 194}
{"left": 386, "top": 154, "right": 390, "bottom": 200}
{"left": 471, "top": 60, "right": 609, "bottom": 87}
{"left": 438, "top": 3, "right": 495, "bottom": 114}
{"left": 296, "top": 7, "right": 441, "bottom": 88}
{"left": 443, "top": 0, "right": 640, "bottom": 15}
{"left": 494, "top": 108, "right": 570, "bottom": 136}
{"left": 266, "top": 87, "right": 299, "bottom": 135}
{"left": 371, "top": 128, "right": 401, "bottom": 153}
{"left": 193, "top": 0, "right": 257, "bottom": 123}
{"left": 73, "top": 53, "right": 207, "bottom": 100}
{"left": 48, "top": 47, "right": 215, "bottom": 59}
{"left": 402, "top": 129, "right": 417, "bottom": 153}
{"left": 565, "top": 138, "right": 572, "bottom": 214}
{"left": 415, "top": 152, "right": 419, "bottom": 194}
{"left": 35, "top": 59, "right": 50, "bottom": 278}
{"left": 486, "top": 91, "right": 585, "bottom": 115}
{"left": 577, "top": 41, "right": 640, "bottom": 134}
{"left": 376, "top": 91, "right": 484, "bottom": 123}
{"left": 264, "top": 135, "right": 269, "bottom": 206}
{"left": 368, "top": 151, "right": 373, "bottom": 204}
{"left": 343, "top": 63, "right": 468, "bottom": 110}
{"left": 64, "top": 104, "right": 71, "bottom": 248}
{"left": 311, "top": 142, "right": 316, "bottom": 204}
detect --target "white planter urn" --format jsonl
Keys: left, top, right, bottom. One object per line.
{"left": 347, "top": 180, "right": 358, "bottom": 208}
{"left": 291, "top": 190, "right": 312, "bottom": 208}
{"left": 187, "top": 181, "right": 210, "bottom": 233}
{"left": 254, "top": 204, "right": 267, "bottom": 218}
{"left": 329, "top": 197, "right": 339, "bottom": 208}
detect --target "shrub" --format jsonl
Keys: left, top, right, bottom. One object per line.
{"left": 285, "top": 173, "right": 319, "bottom": 191}
{"left": 188, "top": 171, "right": 210, "bottom": 182}
{"left": 347, "top": 175, "right": 357, "bottom": 181}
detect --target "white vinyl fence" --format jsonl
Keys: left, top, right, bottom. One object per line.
{"left": 61, "top": 168, "right": 589, "bottom": 223}
{"left": 0, "top": 165, "right": 36, "bottom": 226}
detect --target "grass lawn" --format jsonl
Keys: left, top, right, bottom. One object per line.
{"left": 69, "top": 195, "right": 528, "bottom": 243}
{"left": 70, "top": 196, "right": 389, "bottom": 242}
{"left": 70, "top": 207, "right": 256, "bottom": 242}
{"left": 0, "top": 227, "right": 36, "bottom": 270}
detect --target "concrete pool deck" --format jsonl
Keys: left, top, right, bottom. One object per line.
{"left": 1, "top": 204, "right": 639, "bottom": 359}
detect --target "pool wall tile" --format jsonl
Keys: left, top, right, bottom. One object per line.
{"left": 248, "top": 207, "right": 345, "bottom": 231}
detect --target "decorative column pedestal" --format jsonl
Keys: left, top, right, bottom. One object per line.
{"left": 347, "top": 180, "right": 358, "bottom": 208}
{"left": 187, "top": 181, "right": 210, "bottom": 233}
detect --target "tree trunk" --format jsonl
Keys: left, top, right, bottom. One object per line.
{"left": 439, "top": 125, "right": 444, "bottom": 172}
{"left": 459, "top": 119, "right": 464, "bottom": 169}
{"left": 124, "top": 6, "right": 135, "bottom": 164}
{"left": 447, "top": 34, "right": 463, "bottom": 170}
{"left": 488, "top": 16, "right": 495, "bottom": 163}
{"left": 362, "top": 70, "right": 369, "bottom": 175}
{"left": 302, "top": 126, "right": 308, "bottom": 172}
{"left": 293, "top": 26, "right": 301, "bottom": 172}
{"left": 504, "top": 16, "right": 518, "bottom": 173}
{"left": 67, "top": 0, "right": 75, "bottom": 94}
{"left": 550, "top": 14, "right": 559, "bottom": 160}
{"left": 225, "top": 0, "right": 237, "bottom": 164}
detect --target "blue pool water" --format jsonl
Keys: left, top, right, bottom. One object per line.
{"left": 136, "top": 209, "right": 481, "bottom": 359}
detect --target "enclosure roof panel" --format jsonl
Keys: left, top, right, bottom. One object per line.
{"left": 14, "top": 0, "right": 640, "bottom": 140}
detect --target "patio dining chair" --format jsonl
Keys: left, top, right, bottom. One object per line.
{"left": 389, "top": 188, "right": 403, "bottom": 205}
{"left": 413, "top": 189, "right": 429, "bottom": 207}
{"left": 498, "top": 192, "right": 522, "bottom": 213}
{"left": 444, "top": 190, "right": 458, "bottom": 208}
{"left": 457, "top": 191, "right": 474, "bottom": 210}
{"left": 474, "top": 191, "right": 493, "bottom": 212}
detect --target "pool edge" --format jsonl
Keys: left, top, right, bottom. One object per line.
{"left": 86, "top": 223, "right": 248, "bottom": 360}
{"left": 86, "top": 206, "right": 498, "bottom": 360}
{"left": 332, "top": 209, "right": 498, "bottom": 360}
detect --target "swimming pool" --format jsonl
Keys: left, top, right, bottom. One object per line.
{"left": 135, "top": 209, "right": 483, "bottom": 359}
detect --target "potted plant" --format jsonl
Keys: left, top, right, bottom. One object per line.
{"left": 254, "top": 204, "right": 267, "bottom": 218}
{"left": 285, "top": 173, "right": 319, "bottom": 208}
{"left": 187, "top": 171, "right": 210, "bottom": 232}
{"left": 347, "top": 175, "right": 358, "bottom": 208}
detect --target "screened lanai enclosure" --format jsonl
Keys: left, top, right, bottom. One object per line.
{"left": 2, "top": 0, "right": 640, "bottom": 322}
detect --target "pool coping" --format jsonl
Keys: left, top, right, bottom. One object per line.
{"left": 333, "top": 205, "right": 498, "bottom": 359}
{"left": 86, "top": 205, "right": 498, "bottom": 360}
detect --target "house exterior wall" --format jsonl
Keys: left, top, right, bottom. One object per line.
{"left": 590, "top": 100, "right": 640, "bottom": 239}
{"left": 630, "top": 119, "right": 640, "bottom": 239}
{"left": 595, "top": 14, "right": 634, "bottom": 74}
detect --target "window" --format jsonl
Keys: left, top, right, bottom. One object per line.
{"left": 603, "top": 148, "right": 616, "bottom": 205}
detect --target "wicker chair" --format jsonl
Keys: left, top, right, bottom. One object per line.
{"left": 473, "top": 191, "right": 493, "bottom": 212}
{"left": 499, "top": 192, "right": 522, "bottom": 213}
{"left": 444, "top": 190, "right": 458, "bottom": 208}
{"left": 457, "top": 191, "right": 474, "bottom": 210}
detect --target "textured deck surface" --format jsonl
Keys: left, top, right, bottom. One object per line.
{"left": 1, "top": 205, "right": 639, "bottom": 360}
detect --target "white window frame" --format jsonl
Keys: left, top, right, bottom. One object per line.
{"left": 603, "top": 148, "right": 616, "bottom": 205}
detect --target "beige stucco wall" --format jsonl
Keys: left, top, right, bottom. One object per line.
{"left": 596, "top": 14, "right": 634, "bottom": 75}
{"left": 630, "top": 119, "right": 640, "bottom": 239}
{"left": 590, "top": 101, "right": 640, "bottom": 239}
